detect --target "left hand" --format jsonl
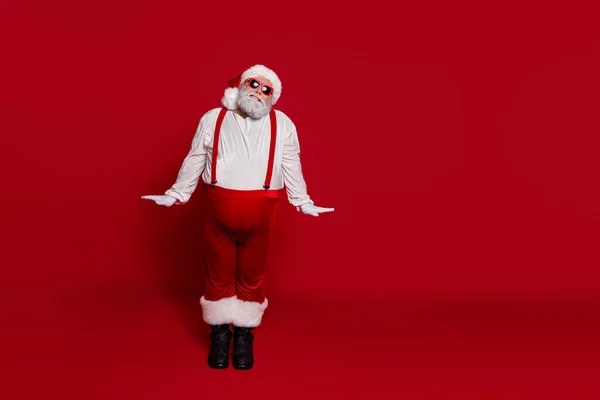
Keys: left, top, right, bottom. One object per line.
{"left": 296, "top": 203, "right": 335, "bottom": 217}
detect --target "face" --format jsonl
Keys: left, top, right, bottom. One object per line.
{"left": 236, "top": 76, "right": 274, "bottom": 119}
{"left": 243, "top": 76, "right": 274, "bottom": 103}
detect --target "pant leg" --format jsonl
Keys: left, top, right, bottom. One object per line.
{"left": 232, "top": 199, "right": 279, "bottom": 327}
{"left": 199, "top": 200, "right": 237, "bottom": 325}
{"left": 236, "top": 225, "right": 273, "bottom": 303}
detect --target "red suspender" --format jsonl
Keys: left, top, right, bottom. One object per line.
{"left": 210, "top": 107, "right": 228, "bottom": 185}
{"left": 263, "top": 110, "right": 277, "bottom": 190}
{"left": 210, "top": 107, "right": 278, "bottom": 191}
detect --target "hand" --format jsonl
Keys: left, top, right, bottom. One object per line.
{"left": 141, "top": 194, "right": 178, "bottom": 207}
{"left": 296, "top": 203, "right": 335, "bottom": 217}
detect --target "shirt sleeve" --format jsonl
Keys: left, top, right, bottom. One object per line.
{"left": 164, "top": 115, "right": 209, "bottom": 204}
{"left": 281, "top": 119, "right": 314, "bottom": 207}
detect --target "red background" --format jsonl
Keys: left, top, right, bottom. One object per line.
{"left": 1, "top": 0, "right": 599, "bottom": 398}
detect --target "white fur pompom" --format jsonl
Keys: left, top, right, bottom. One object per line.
{"left": 221, "top": 87, "right": 239, "bottom": 110}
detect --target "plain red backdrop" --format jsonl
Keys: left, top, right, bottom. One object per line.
{"left": 1, "top": 0, "right": 600, "bottom": 398}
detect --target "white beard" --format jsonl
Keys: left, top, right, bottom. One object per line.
{"left": 237, "top": 90, "right": 271, "bottom": 119}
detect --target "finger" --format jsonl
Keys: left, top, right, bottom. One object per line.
{"left": 317, "top": 208, "right": 335, "bottom": 213}
{"left": 141, "top": 195, "right": 159, "bottom": 200}
{"left": 310, "top": 212, "right": 319, "bottom": 217}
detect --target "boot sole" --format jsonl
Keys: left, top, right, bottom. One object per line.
{"left": 231, "top": 360, "right": 254, "bottom": 369}
{"left": 232, "top": 363, "right": 253, "bottom": 370}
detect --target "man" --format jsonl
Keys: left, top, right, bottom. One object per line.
{"left": 142, "top": 64, "right": 334, "bottom": 370}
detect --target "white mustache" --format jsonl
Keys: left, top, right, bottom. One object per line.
{"left": 246, "top": 93, "right": 263, "bottom": 104}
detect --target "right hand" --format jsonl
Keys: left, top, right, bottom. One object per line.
{"left": 141, "top": 194, "right": 177, "bottom": 207}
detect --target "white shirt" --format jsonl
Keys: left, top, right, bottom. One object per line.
{"left": 165, "top": 107, "right": 314, "bottom": 207}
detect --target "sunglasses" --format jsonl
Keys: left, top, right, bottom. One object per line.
{"left": 245, "top": 78, "right": 273, "bottom": 96}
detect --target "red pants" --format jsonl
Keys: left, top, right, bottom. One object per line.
{"left": 199, "top": 183, "right": 283, "bottom": 328}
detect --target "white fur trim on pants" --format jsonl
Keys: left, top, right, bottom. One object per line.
{"left": 200, "top": 295, "right": 269, "bottom": 328}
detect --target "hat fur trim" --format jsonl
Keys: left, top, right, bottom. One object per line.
{"left": 221, "top": 87, "right": 239, "bottom": 110}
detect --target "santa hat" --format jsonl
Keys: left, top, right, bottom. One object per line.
{"left": 221, "top": 64, "right": 282, "bottom": 110}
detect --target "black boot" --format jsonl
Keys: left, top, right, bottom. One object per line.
{"left": 232, "top": 326, "right": 254, "bottom": 370}
{"left": 208, "top": 324, "right": 231, "bottom": 369}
